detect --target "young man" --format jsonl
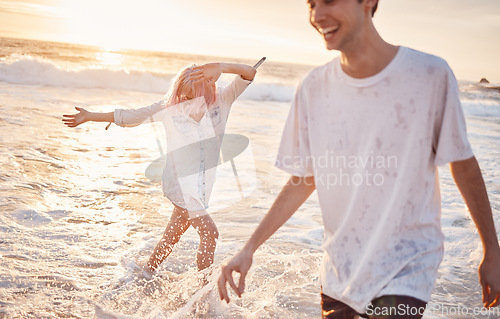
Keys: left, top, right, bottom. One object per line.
{"left": 217, "top": 0, "right": 500, "bottom": 318}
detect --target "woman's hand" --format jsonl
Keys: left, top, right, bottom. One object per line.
{"left": 190, "top": 63, "right": 223, "bottom": 84}
{"left": 62, "top": 107, "right": 89, "bottom": 128}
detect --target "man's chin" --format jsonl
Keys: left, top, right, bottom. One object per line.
{"left": 325, "top": 43, "right": 340, "bottom": 51}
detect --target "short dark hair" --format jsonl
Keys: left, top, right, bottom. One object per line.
{"left": 358, "top": 0, "right": 378, "bottom": 17}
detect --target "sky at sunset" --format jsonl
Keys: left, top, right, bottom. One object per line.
{"left": 0, "top": 0, "right": 499, "bottom": 82}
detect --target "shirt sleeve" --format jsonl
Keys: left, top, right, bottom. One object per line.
{"left": 218, "top": 75, "right": 252, "bottom": 107}
{"left": 114, "top": 101, "right": 167, "bottom": 127}
{"left": 275, "top": 82, "right": 314, "bottom": 177}
{"left": 433, "top": 65, "right": 474, "bottom": 166}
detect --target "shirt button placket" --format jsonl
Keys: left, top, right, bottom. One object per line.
{"left": 198, "top": 127, "right": 206, "bottom": 203}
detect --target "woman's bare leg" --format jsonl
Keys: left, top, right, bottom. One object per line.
{"left": 145, "top": 205, "right": 190, "bottom": 273}
{"left": 189, "top": 214, "right": 219, "bottom": 271}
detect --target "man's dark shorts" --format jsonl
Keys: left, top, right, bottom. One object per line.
{"left": 321, "top": 293, "right": 427, "bottom": 319}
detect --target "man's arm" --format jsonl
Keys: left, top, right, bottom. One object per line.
{"left": 450, "top": 156, "right": 500, "bottom": 308}
{"left": 217, "top": 175, "right": 315, "bottom": 303}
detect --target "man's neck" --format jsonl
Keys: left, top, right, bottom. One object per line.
{"left": 339, "top": 28, "right": 399, "bottom": 79}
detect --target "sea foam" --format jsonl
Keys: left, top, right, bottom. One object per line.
{"left": 0, "top": 54, "right": 295, "bottom": 102}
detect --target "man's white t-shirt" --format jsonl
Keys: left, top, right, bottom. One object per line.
{"left": 275, "top": 47, "right": 473, "bottom": 313}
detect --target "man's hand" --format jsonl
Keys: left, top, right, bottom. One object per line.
{"left": 216, "top": 176, "right": 315, "bottom": 304}
{"left": 218, "top": 248, "right": 253, "bottom": 303}
{"left": 190, "top": 63, "right": 222, "bottom": 84}
{"left": 450, "top": 157, "right": 500, "bottom": 309}
{"left": 62, "top": 107, "right": 89, "bottom": 127}
{"left": 479, "top": 251, "right": 500, "bottom": 308}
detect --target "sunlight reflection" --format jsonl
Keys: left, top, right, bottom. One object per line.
{"left": 96, "top": 51, "right": 124, "bottom": 66}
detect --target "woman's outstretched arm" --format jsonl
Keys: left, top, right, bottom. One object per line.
{"left": 63, "top": 101, "right": 166, "bottom": 128}
{"left": 62, "top": 107, "right": 114, "bottom": 128}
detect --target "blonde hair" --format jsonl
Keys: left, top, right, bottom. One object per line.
{"left": 162, "top": 65, "right": 217, "bottom": 113}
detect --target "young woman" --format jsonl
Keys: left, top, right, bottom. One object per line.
{"left": 63, "top": 62, "right": 256, "bottom": 276}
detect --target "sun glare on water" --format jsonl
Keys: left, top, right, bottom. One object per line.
{"left": 96, "top": 51, "right": 124, "bottom": 66}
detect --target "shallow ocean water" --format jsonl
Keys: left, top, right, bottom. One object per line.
{"left": 0, "top": 37, "right": 499, "bottom": 318}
